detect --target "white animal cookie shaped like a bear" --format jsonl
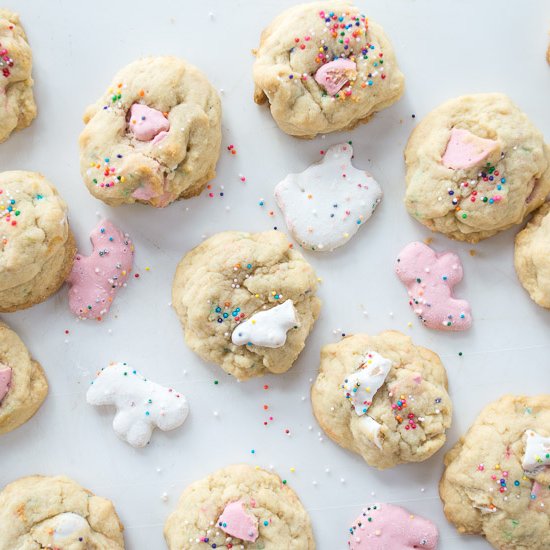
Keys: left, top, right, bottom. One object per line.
{"left": 86, "top": 362, "right": 189, "bottom": 447}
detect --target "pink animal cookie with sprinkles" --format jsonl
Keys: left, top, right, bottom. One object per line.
{"left": 348, "top": 503, "right": 438, "bottom": 549}
{"left": 67, "top": 220, "right": 134, "bottom": 320}
{"left": 395, "top": 242, "right": 472, "bottom": 331}
{"left": 217, "top": 500, "right": 259, "bottom": 542}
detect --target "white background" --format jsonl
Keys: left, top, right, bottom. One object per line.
{"left": 0, "top": 1, "right": 549, "bottom": 548}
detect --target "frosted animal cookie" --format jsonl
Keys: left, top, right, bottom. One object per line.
{"left": 440, "top": 395, "right": 550, "bottom": 550}
{"left": 86, "top": 362, "right": 189, "bottom": 447}
{"left": 311, "top": 331, "right": 452, "bottom": 469}
{"left": 0, "top": 322, "right": 47, "bottom": 435}
{"left": 253, "top": 1, "right": 405, "bottom": 138}
{"left": 67, "top": 219, "right": 134, "bottom": 320}
{"left": 0, "top": 171, "right": 76, "bottom": 312}
{"left": 0, "top": 10, "right": 36, "bottom": 144}
{"left": 172, "top": 230, "right": 321, "bottom": 380}
{"left": 275, "top": 143, "right": 382, "bottom": 251}
{"left": 405, "top": 93, "right": 550, "bottom": 242}
{"left": 79, "top": 56, "right": 221, "bottom": 207}
{"left": 164, "top": 464, "right": 315, "bottom": 549}
{"left": 515, "top": 203, "right": 550, "bottom": 308}
{"left": 347, "top": 503, "right": 439, "bottom": 549}
{"left": 0, "top": 475, "right": 125, "bottom": 549}
{"left": 395, "top": 241, "right": 472, "bottom": 331}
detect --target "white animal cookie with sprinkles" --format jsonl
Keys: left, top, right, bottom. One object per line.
{"left": 275, "top": 143, "right": 382, "bottom": 251}
{"left": 86, "top": 362, "right": 189, "bottom": 447}
{"left": 522, "top": 430, "right": 550, "bottom": 476}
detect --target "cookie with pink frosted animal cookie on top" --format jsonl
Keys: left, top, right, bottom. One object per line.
{"left": 79, "top": 56, "right": 221, "bottom": 207}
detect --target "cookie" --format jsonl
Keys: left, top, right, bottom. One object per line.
{"left": 164, "top": 464, "right": 315, "bottom": 549}
{"left": 311, "top": 331, "right": 452, "bottom": 469}
{"left": 67, "top": 219, "right": 134, "bottom": 320}
{"left": 0, "top": 322, "right": 47, "bottom": 435}
{"left": 514, "top": 202, "right": 550, "bottom": 308}
{"left": 86, "top": 362, "right": 189, "bottom": 448}
{"left": 172, "top": 231, "right": 321, "bottom": 380}
{"left": 0, "top": 171, "right": 76, "bottom": 312}
{"left": 0, "top": 475, "right": 124, "bottom": 549}
{"left": 404, "top": 93, "right": 550, "bottom": 242}
{"left": 253, "top": 1, "right": 404, "bottom": 138}
{"left": 0, "top": 10, "right": 36, "bottom": 144}
{"left": 275, "top": 143, "right": 382, "bottom": 251}
{"left": 440, "top": 395, "right": 550, "bottom": 550}
{"left": 79, "top": 56, "right": 221, "bottom": 207}
{"left": 395, "top": 241, "right": 472, "bottom": 331}
{"left": 347, "top": 503, "right": 438, "bottom": 549}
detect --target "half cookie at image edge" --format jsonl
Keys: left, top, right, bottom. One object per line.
{"left": 253, "top": 1, "right": 404, "bottom": 138}
{"left": 440, "top": 394, "right": 550, "bottom": 550}
{"left": 0, "top": 475, "right": 125, "bottom": 549}
{"left": 172, "top": 230, "right": 321, "bottom": 380}
{"left": 404, "top": 93, "right": 550, "bottom": 242}
{"left": 275, "top": 143, "right": 382, "bottom": 252}
{"left": 0, "top": 9, "right": 37, "bottom": 143}
{"left": 164, "top": 464, "right": 315, "bottom": 549}
{"left": 0, "top": 171, "right": 76, "bottom": 312}
{"left": 0, "top": 322, "right": 47, "bottom": 435}
{"left": 312, "top": 331, "right": 452, "bottom": 469}
{"left": 79, "top": 56, "right": 222, "bottom": 207}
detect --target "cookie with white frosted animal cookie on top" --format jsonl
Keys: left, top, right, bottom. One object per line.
{"left": 172, "top": 230, "right": 321, "bottom": 380}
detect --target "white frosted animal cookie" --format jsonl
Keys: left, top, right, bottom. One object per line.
{"left": 87, "top": 362, "right": 189, "bottom": 448}
{"left": 275, "top": 143, "right": 382, "bottom": 251}
{"left": 231, "top": 300, "right": 298, "bottom": 348}
{"left": 342, "top": 351, "right": 392, "bottom": 449}
{"left": 522, "top": 430, "right": 550, "bottom": 476}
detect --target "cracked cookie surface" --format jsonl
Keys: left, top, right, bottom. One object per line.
{"left": 0, "top": 475, "right": 124, "bottom": 549}
{"left": 172, "top": 231, "right": 321, "bottom": 380}
{"left": 253, "top": 1, "right": 404, "bottom": 138}
{"left": 0, "top": 171, "right": 75, "bottom": 312}
{"left": 79, "top": 56, "right": 221, "bottom": 207}
{"left": 0, "top": 10, "right": 36, "bottom": 143}
{"left": 311, "top": 331, "right": 452, "bottom": 469}
{"left": 405, "top": 93, "right": 550, "bottom": 242}
{"left": 164, "top": 464, "right": 314, "bottom": 549}
{"left": 440, "top": 395, "right": 550, "bottom": 550}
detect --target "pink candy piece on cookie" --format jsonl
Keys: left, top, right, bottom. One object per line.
{"left": 0, "top": 366, "right": 11, "bottom": 404}
{"left": 217, "top": 500, "right": 259, "bottom": 542}
{"left": 348, "top": 503, "right": 438, "bottom": 550}
{"left": 128, "top": 104, "right": 170, "bottom": 142}
{"left": 442, "top": 128, "right": 498, "bottom": 170}
{"left": 67, "top": 220, "right": 134, "bottom": 320}
{"left": 315, "top": 59, "right": 357, "bottom": 96}
{"left": 395, "top": 241, "right": 472, "bottom": 331}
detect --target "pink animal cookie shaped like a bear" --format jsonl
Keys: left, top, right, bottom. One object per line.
{"left": 67, "top": 220, "right": 134, "bottom": 320}
{"left": 395, "top": 242, "right": 472, "bottom": 331}
{"left": 347, "top": 503, "right": 438, "bottom": 549}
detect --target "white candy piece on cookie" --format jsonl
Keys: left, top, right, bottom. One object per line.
{"left": 86, "top": 362, "right": 189, "bottom": 447}
{"left": 53, "top": 513, "right": 88, "bottom": 541}
{"left": 342, "top": 351, "right": 392, "bottom": 449}
{"left": 231, "top": 300, "right": 298, "bottom": 348}
{"left": 522, "top": 429, "right": 550, "bottom": 476}
{"left": 274, "top": 143, "right": 382, "bottom": 252}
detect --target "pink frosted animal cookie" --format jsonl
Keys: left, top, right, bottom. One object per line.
{"left": 348, "top": 503, "right": 438, "bottom": 550}
{"left": 67, "top": 220, "right": 134, "bottom": 320}
{"left": 395, "top": 242, "right": 472, "bottom": 331}
{"left": 442, "top": 128, "right": 498, "bottom": 170}
{"left": 314, "top": 59, "right": 357, "bottom": 96}
{"left": 217, "top": 500, "right": 259, "bottom": 542}
{"left": 128, "top": 103, "right": 170, "bottom": 143}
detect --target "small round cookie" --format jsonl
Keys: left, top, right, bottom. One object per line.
{"left": 405, "top": 93, "right": 550, "bottom": 242}
{"left": 515, "top": 202, "right": 550, "bottom": 308}
{"left": 164, "top": 464, "right": 315, "bottom": 549}
{"left": 172, "top": 231, "right": 321, "bottom": 380}
{"left": 0, "top": 171, "right": 75, "bottom": 312}
{"left": 440, "top": 395, "right": 550, "bottom": 550}
{"left": 253, "top": 1, "right": 404, "bottom": 138}
{"left": 79, "top": 56, "right": 221, "bottom": 207}
{"left": 0, "top": 322, "right": 47, "bottom": 435}
{"left": 0, "top": 475, "right": 125, "bottom": 549}
{"left": 311, "top": 331, "right": 452, "bottom": 469}
{"left": 0, "top": 10, "right": 36, "bottom": 144}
